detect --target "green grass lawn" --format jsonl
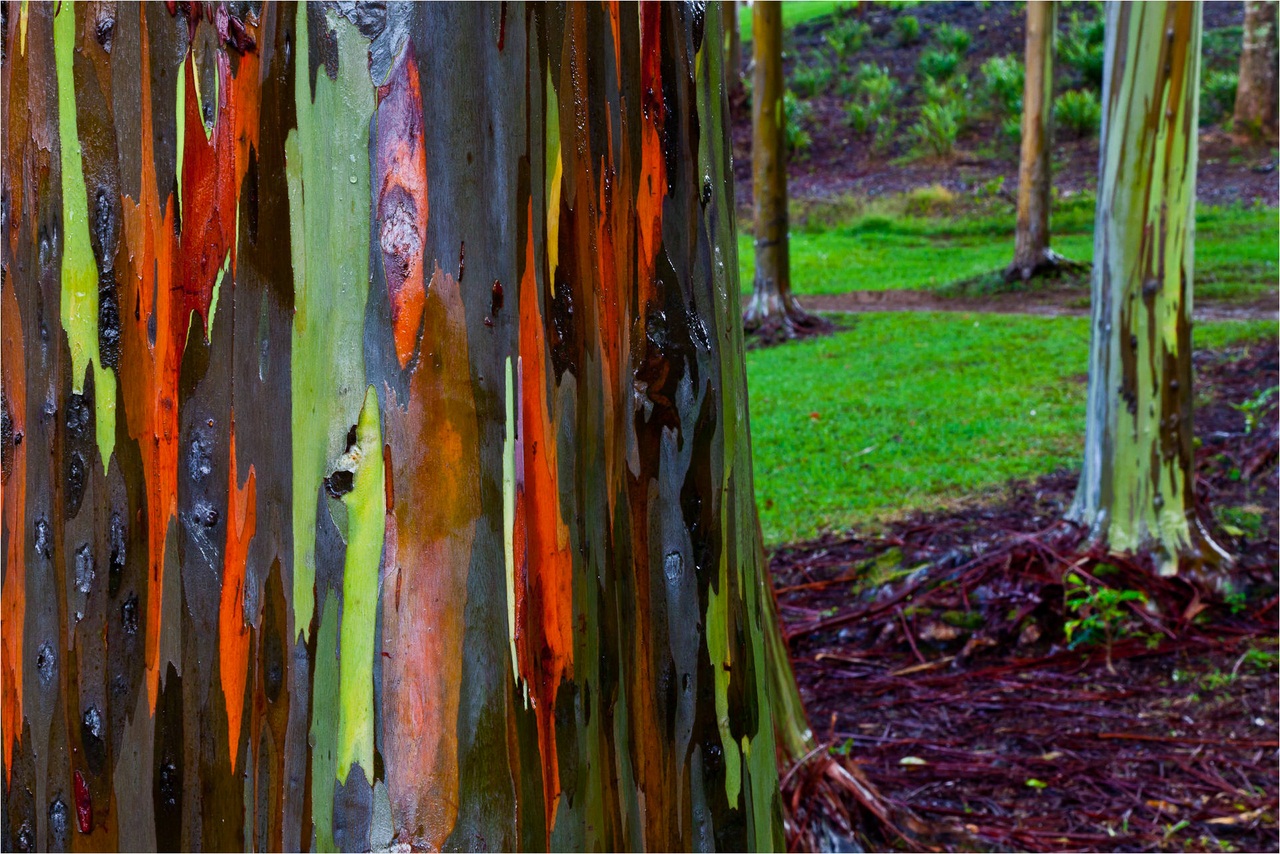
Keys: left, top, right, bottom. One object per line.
{"left": 746, "top": 313, "right": 1276, "bottom": 544}
{"left": 737, "top": 202, "right": 1278, "bottom": 300}
{"left": 738, "top": 1, "right": 848, "bottom": 43}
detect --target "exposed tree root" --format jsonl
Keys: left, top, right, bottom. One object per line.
{"left": 743, "top": 292, "right": 836, "bottom": 349}
{"left": 1003, "top": 248, "right": 1090, "bottom": 284}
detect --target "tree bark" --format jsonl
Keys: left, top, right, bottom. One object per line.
{"left": 1, "top": 2, "right": 795, "bottom": 850}
{"left": 1006, "top": 1, "right": 1075, "bottom": 282}
{"left": 1233, "top": 0, "right": 1279, "bottom": 139}
{"left": 726, "top": 1, "right": 743, "bottom": 102}
{"left": 1070, "top": 1, "right": 1229, "bottom": 580}
{"left": 745, "top": 1, "right": 825, "bottom": 343}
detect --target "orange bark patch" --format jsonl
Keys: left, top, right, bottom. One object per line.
{"left": 219, "top": 417, "right": 257, "bottom": 770}
{"left": 1, "top": 275, "right": 26, "bottom": 783}
{"left": 118, "top": 9, "right": 258, "bottom": 711}
{"left": 516, "top": 201, "right": 575, "bottom": 834}
{"left": 380, "top": 265, "right": 479, "bottom": 849}
{"left": 636, "top": 1, "right": 666, "bottom": 312}
{"left": 375, "top": 44, "right": 428, "bottom": 370}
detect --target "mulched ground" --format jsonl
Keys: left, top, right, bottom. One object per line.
{"left": 731, "top": 1, "right": 1280, "bottom": 209}
{"left": 773, "top": 341, "right": 1280, "bottom": 852}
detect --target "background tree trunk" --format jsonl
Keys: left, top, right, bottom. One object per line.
{"left": 726, "top": 1, "right": 742, "bottom": 102}
{"left": 1233, "top": 0, "right": 1279, "bottom": 139}
{"left": 1070, "top": 1, "right": 1228, "bottom": 580}
{"left": 744, "top": 1, "right": 825, "bottom": 342}
{"left": 1006, "top": 1, "right": 1067, "bottom": 282}
{"left": 1, "top": 3, "right": 792, "bottom": 849}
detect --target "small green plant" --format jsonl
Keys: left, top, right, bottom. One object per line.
{"left": 1222, "top": 581, "right": 1249, "bottom": 614}
{"left": 980, "top": 54, "right": 1024, "bottom": 117}
{"left": 1000, "top": 114, "right": 1022, "bottom": 146}
{"left": 894, "top": 14, "right": 921, "bottom": 46}
{"left": 918, "top": 48, "right": 960, "bottom": 81}
{"left": 910, "top": 101, "right": 960, "bottom": 157}
{"left": 1200, "top": 69, "right": 1239, "bottom": 127}
{"left": 784, "top": 91, "right": 814, "bottom": 158}
{"left": 826, "top": 17, "right": 871, "bottom": 60}
{"left": 1064, "top": 571, "right": 1147, "bottom": 673}
{"left": 932, "top": 22, "right": 971, "bottom": 55}
{"left": 1217, "top": 505, "right": 1265, "bottom": 540}
{"left": 844, "top": 64, "right": 900, "bottom": 153}
{"left": 1243, "top": 644, "right": 1279, "bottom": 671}
{"left": 921, "top": 73, "right": 971, "bottom": 130}
{"left": 1230, "top": 386, "right": 1276, "bottom": 433}
{"left": 1054, "top": 89, "right": 1102, "bottom": 137}
{"left": 790, "top": 56, "right": 830, "bottom": 97}
{"left": 1060, "top": 8, "right": 1105, "bottom": 90}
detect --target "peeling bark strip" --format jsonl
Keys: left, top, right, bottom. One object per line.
{"left": 1071, "top": 1, "right": 1228, "bottom": 578}
{"left": 2, "top": 3, "right": 787, "bottom": 850}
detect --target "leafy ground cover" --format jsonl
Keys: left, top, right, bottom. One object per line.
{"left": 730, "top": 1, "right": 1278, "bottom": 207}
{"left": 747, "top": 314, "right": 1275, "bottom": 543}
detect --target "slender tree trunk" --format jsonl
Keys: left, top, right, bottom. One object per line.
{"left": 744, "top": 2, "right": 825, "bottom": 343}
{"left": 1006, "top": 1, "right": 1075, "bottom": 282}
{"left": 1070, "top": 1, "right": 1228, "bottom": 580}
{"left": 2, "top": 3, "right": 796, "bottom": 850}
{"left": 1233, "top": 0, "right": 1279, "bottom": 139}
{"left": 726, "top": 1, "right": 743, "bottom": 102}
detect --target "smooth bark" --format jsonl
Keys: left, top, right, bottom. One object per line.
{"left": 744, "top": 1, "right": 823, "bottom": 340}
{"left": 1070, "top": 1, "right": 1228, "bottom": 579}
{"left": 1233, "top": 1, "right": 1279, "bottom": 138}
{"left": 1006, "top": 1, "right": 1071, "bottom": 282}
{"left": 726, "top": 1, "right": 743, "bottom": 102}
{"left": 1, "top": 3, "right": 794, "bottom": 849}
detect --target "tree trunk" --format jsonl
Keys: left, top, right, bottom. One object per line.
{"left": 1006, "top": 1, "right": 1073, "bottom": 282}
{"left": 1233, "top": 0, "right": 1279, "bottom": 139}
{"left": 1, "top": 2, "right": 795, "bottom": 850}
{"left": 744, "top": 1, "right": 825, "bottom": 343}
{"left": 726, "top": 1, "right": 743, "bottom": 103}
{"left": 1070, "top": 1, "right": 1228, "bottom": 580}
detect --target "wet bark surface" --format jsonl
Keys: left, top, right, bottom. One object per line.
{"left": 1, "top": 3, "right": 787, "bottom": 850}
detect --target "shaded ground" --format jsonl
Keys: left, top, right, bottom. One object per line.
{"left": 796, "top": 287, "right": 1280, "bottom": 322}
{"left": 773, "top": 342, "right": 1279, "bottom": 852}
{"left": 731, "top": 1, "right": 1280, "bottom": 209}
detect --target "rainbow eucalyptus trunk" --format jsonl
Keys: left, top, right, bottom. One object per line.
{"left": 1005, "top": 1, "right": 1075, "bottom": 282}
{"left": 1232, "top": 0, "right": 1279, "bottom": 139}
{"left": 1070, "top": 1, "right": 1228, "bottom": 580}
{"left": 1, "top": 2, "right": 795, "bottom": 850}
{"left": 743, "top": 1, "right": 822, "bottom": 342}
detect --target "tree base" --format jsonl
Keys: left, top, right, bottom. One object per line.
{"left": 743, "top": 292, "right": 834, "bottom": 349}
{"left": 1066, "top": 503, "right": 1234, "bottom": 590}
{"left": 1003, "top": 248, "right": 1089, "bottom": 284}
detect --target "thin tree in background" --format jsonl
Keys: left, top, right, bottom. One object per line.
{"left": 1006, "top": 1, "right": 1079, "bottom": 282}
{"left": 726, "top": 0, "right": 743, "bottom": 102}
{"left": 744, "top": 1, "right": 826, "bottom": 342}
{"left": 1, "top": 3, "right": 798, "bottom": 849}
{"left": 1233, "top": 0, "right": 1279, "bottom": 139}
{"left": 1071, "top": 1, "right": 1228, "bottom": 579}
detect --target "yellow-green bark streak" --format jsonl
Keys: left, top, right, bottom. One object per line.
{"left": 54, "top": 3, "right": 117, "bottom": 469}
{"left": 702, "top": 4, "right": 791, "bottom": 847}
{"left": 287, "top": 2, "right": 376, "bottom": 639}
{"left": 336, "top": 387, "right": 384, "bottom": 784}
{"left": 1073, "top": 1, "right": 1226, "bottom": 575}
